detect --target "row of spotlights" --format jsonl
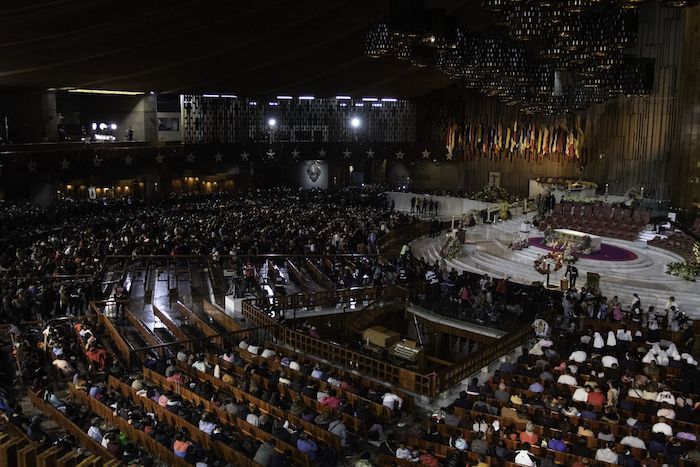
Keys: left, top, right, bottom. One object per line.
{"left": 91, "top": 123, "right": 118, "bottom": 131}
{"left": 267, "top": 117, "right": 362, "bottom": 128}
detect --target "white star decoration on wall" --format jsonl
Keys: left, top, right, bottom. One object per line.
{"left": 422, "top": 149, "right": 431, "bottom": 159}
{"left": 186, "top": 153, "right": 196, "bottom": 163}
{"left": 445, "top": 149, "right": 454, "bottom": 161}
{"left": 343, "top": 148, "right": 352, "bottom": 159}
{"left": 214, "top": 152, "right": 223, "bottom": 162}
{"left": 318, "top": 148, "right": 327, "bottom": 158}
{"left": 93, "top": 155, "right": 103, "bottom": 167}
{"left": 61, "top": 158, "right": 70, "bottom": 170}
{"left": 291, "top": 148, "right": 301, "bottom": 159}
{"left": 124, "top": 155, "right": 133, "bottom": 166}
{"left": 395, "top": 150, "right": 405, "bottom": 160}
{"left": 155, "top": 153, "right": 165, "bottom": 164}
{"left": 27, "top": 161, "right": 37, "bottom": 173}
{"left": 366, "top": 149, "right": 375, "bottom": 159}
{"left": 240, "top": 152, "right": 249, "bottom": 162}
{"left": 266, "top": 149, "right": 276, "bottom": 161}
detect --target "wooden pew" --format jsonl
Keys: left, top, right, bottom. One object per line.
{"left": 97, "top": 312, "right": 133, "bottom": 365}
{"left": 208, "top": 350, "right": 393, "bottom": 423}
{"left": 304, "top": 259, "right": 335, "bottom": 290}
{"left": 207, "top": 355, "right": 366, "bottom": 435}
{"left": 27, "top": 391, "right": 119, "bottom": 465}
{"left": 68, "top": 384, "right": 190, "bottom": 467}
{"left": 176, "top": 362, "right": 341, "bottom": 453}
{"left": 202, "top": 299, "right": 241, "bottom": 332}
{"left": 106, "top": 375, "right": 258, "bottom": 467}
{"left": 150, "top": 366, "right": 314, "bottom": 465}
{"left": 152, "top": 303, "right": 193, "bottom": 350}
{"left": 175, "top": 301, "right": 222, "bottom": 346}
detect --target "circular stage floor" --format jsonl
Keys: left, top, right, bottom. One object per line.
{"left": 528, "top": 238, "right": 638, "bottom": 261}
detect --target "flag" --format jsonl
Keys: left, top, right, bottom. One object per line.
{"left": 505, "top": 127, "right": 511, "bottom": 151}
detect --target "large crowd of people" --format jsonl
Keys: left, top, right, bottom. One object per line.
{"left": 0, "top": 187, "right": 698, "bottom": 467}
{"left": 0, "top": 187, "right": 411, "bottom": 324}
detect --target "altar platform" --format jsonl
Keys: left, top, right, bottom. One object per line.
{"left": 410, "top": 216, "right": 700, "bottom": 318}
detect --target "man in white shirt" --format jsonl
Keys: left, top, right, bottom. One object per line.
{"left": 557, "top": 369, "right": 578, "bottom": 386}
{"left": 514, "top": 443, "right": 536, "bottom": 466}
{"left": 652, "top": 417, "right": 673, "bottom": 436}
{"left": 657, "top": 404, "right": 676, "bottom": 420}
{"left": 602, "top": 355, "right": 619, "bottom": 368}
{"left": 620, "top": 429, "right": 646, "bottom": 449}
{"left": 382, "top": 392, "right": 403, "bottom": 410}
{"left": 396, "top": 444, "right": 413, "bottom": 460}
{"left": 595, "top": 441, "right": 619, "bottom": 464}
{"left": 198, "top": 414, "right": 216, "bottom": 434}
{"left": 572, "top": 386, "right": 589, "bottom": 403}
{"left": 569, "top": 350, "right": 587, "bottom": 363}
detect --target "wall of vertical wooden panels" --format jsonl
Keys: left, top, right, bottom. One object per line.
{"left": 414, "top": 4, "right": 700, "bottom": 209}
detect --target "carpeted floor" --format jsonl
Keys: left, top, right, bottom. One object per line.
{"left": 528, "top": 237, "right": 638, "bottom": 261}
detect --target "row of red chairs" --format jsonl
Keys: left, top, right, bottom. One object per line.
{"left": 539, "top": 203, "right": 650, "bottom": 241}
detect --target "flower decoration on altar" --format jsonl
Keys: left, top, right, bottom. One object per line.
{"left": 470, "top": 184, "right": 519, "bottom": 203}
{"left": 666, "top": 242, "right": 700, "bottom": 282}
{"left": 439, "top": 234, "right": 463, "bottom": 260}
{"left": 534, "top": 251, "right": 564, "bottom": 275}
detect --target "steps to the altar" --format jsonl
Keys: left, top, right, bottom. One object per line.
{"left": 412, "top": 228, "right": 700, "bottom": 318}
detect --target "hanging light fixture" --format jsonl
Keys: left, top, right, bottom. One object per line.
{"left": 615, "top": 0, "right": 648, "bottom": 9}
{"left": 564, "top": 0, "right": 603, "bottom": 13}
{"left": 605, "top": 8, "right": 638, "bottom": 48}
{"left": 481, "top": 0, "right": 519, "bottom": 13}
{"left": 659, "top": 0, "right": 699, "bottom": 6}
{"left": 392, "top": 37, "right": 415, "bottom": 60}
{"left": 364, "top": 21, "right": 393, "bottom": 58}
{"left": 411, "top": 45, "right": 438, "bottom": 67}
{"left": 509, "top": 3, "right": 544, "bottom": 41}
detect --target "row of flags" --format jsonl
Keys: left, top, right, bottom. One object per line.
{"left": 447, "top": 119, "right": 586, "bottom": 160}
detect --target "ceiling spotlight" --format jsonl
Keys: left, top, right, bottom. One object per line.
{"left": 350, "top": 117, "right": 361, "bottom": 128}
{"left": 99, "top": 123, "right": 107, "bottom": 130}
{"left": 91, "top": 123, "right": 97, "bottom": 131}
{"left": 268, "top": 118, "right": 277, "bottom": 127}
{"left": 110, "top": 123, "right": 117, "bottom": 130}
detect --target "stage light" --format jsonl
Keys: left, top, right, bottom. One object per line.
{"left": 110, "top": 123, "right": 117, "bottom": 130}
{"left": 68, "top": 88, "right": 144, "bottom": 96}
{"left": 268, "top": 118, "right": 277, "bottom": 127}
{"left": 99, "top": 123, "right": 107, "bottom": 130}
{"left": 350, "top": 117, "right": 361, "bottom": 128}
{"left": 91, "top": 123, "right": 97, "bottom": 130}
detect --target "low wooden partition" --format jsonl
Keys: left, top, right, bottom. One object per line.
{"left": 241, "top": 288, "right": 438, "bottom": 397}
{"left": 27, "top": 391, "right": 119, "bottom": 465}
{"left": 437, "top": 319, "right": 534, "bottom": 391}
{"left": 68, "top": 385, "right": 189, "bottom": 467}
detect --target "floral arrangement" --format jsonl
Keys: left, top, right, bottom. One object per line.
{"left": 666, "top": 242, "right": 700, "bottom": 281}
{"left": 625, "top": 188, "right": 642, "bottom": 208}
{"left": 534, "top": 252, "right": 564, "bottom": 275}
{"left": 470, "top": 184, "right": 520, "bottom": 203}
{"left": 544, "top": 230, "right": 592, "bottom": 255}
{"left": 535, "top": 177, "right": 598, "bottom": 190}
{"left": 439, "top": 235, "right": 463, "bottom": 260}
{"left": 463, "top": 209, "right": 484, "bottom": 227}
{"left": 498, "top": 201, "right": 511, "bottom": 221}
